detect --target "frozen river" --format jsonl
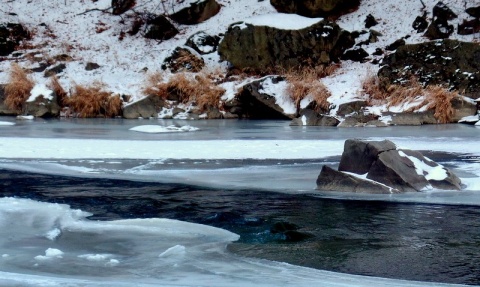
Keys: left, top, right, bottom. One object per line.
{"left": 0, "top": 118, "right": 479, "bottom": 286}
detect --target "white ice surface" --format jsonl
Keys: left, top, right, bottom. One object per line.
{"left": 129, "top": 125, "right": 199, "bottom": 133}
{"left": 0, "top": 121, "right": 14, "bottom": 126}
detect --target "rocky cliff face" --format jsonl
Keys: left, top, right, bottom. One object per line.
{"left": 218, "top": 15, "right": 354, "bottom": 70}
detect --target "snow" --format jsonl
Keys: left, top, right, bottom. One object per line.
{"left": 129, "top": 125, "right": 199, "bottom": 133}
{"left": 34, "top": 248, "right": 64, "bottom": 261}
{"left": 234, "top": 13, "right": 323, "bottom": 30}
{"left": 159, "top": 245, "right": 186, "bottom": 258}
{"left": 458, "top": 115, "right": 479, "bottom": 123}
{"left": 27, "top": 84, "right": 54, "bottom": 102}
{"left": 398, "top": 151, "right": 448, "bottom": 182}
{"left": 0, "top": 121, "right": 15, "bottom": 126}
{"left": 258, "top": 77, "right": 295, "bottom": 115}
{"left": 45, "top": 228, "right": 61, "bottom": 241}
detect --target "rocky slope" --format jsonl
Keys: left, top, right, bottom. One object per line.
{"left": 0, "top": 0, "right": 479, "bottom": 125}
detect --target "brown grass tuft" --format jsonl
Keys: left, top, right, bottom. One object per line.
{"left": 285, "top": 67, "right": 331, "bottom": 114}
{"left": 362, "top": 75, "right": 459, "bottom": 123}
{"left": 48, "top": 76, "right": 68, "bottom": 107}
{"left": 143, "top": 72, "right": 225, "bottom": 112}
{"left": 67, "top": 82, "right": 122, "bottom": 118}
{"left": 4, "top": 63, "right": 35, "bottom": 113}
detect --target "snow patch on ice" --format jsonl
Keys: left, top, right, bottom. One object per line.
{"left": 129, "top": 125, "right": 199, "bottom": 133}
{"left": 45, "top": 228, "right": 61, "bottom": 241}
{"left": 35, "top": 248, "right": 64, "bottom": 261}
{"left": 159, "top": 245, "right": 186, "bottom": 258}
{"left": 0, "top": 122, "right": 15, "bottom": 126}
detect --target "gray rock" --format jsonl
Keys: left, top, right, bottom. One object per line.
{"left": 236, "top": 76, "right": 294, "bottom": 119}
{"left": 44, "top": 64, "right": 66, "bottom": 77}
{"left": 290, "top": 109, "right": 339, "bottom": 126}
{"left": 218, "top": 18, "right": 354, "bottom": 70}
{"left": 336, "top": 100, "right": 367, "bottom": 117}
{"left": 316, "top": 165, "right": 398, "bottom": 194}
{"left": 144, "top": 15, "right": 178, "bottom": 41}
{"left": 24, "top": 90, "right": 60, "bottom": 117}
{"left": 122, "top": 95, "right": 165, "bottom": 119}
{"left": 388, "top": 111, "right": 437, "bottom": 126}
{"left": 270, "top": 0, "right": 360, "bottom": 18}
{"left": 338, "top": 139, "right": 397, "bottom": 174}
{"left": 185, "top": 31, "right": 220, "bottom": 55}
{"left": 170, "top": 0, "right": 221, "bottom": 25}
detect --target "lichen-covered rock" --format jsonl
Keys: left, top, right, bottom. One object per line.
{"left": 218, "top": 15, "right": 354, "bottom": 70}
{"left": 161, "top": 47, "right": 205, "bottom": 73}
{"left": 144, "top": 15, "right": 178, "bottom": 41}
{"left": 379, "top": 40, "right": 480, "bottom": 100}
{"left": 169, "top": 0, "right": 221, "bottom": 25}
{"left": 185, "top": 31, "right": 220, "bottom": 54}
{"left": 270, "top": 0, "right": 360, "bottom": 18}
{"left": 0, "top": 23, "right": 30, "bottom": 56}
{"left": 122, "top": 94, "right": 165, "bottom": 119}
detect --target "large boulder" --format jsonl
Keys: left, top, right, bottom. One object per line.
{"left": 232, "top": 76, "right": 294, "bottom": 119}
{"left": 379, "top": 40, "right": 480, "bottom": 100}
{"left": 122, "top": 94, "right": 165, "bottom": 119}
{"left": 270, "top": 0, "right": 360, "bottom": 18}
{"left": 169, "top": 0, "right": 221, "bottom": 25}
{"left": 0, "top": 23, "right": 30, "bottom": 56}
{"left": 317, "top": 139, "right": 462, "bottom": 194}
{"left": 218, "top": 14, "right": 354, "bottom": 70}
{"left": 316, "top": 165, "right": 399, "bottom": 194}
{"left": 144, "top": 15, "right": 178, "bottom": 41}
{"left": 24, "top": 84, "right": 60, "bottom": 117}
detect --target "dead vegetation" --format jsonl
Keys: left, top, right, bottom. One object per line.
{"left": 284, "top": 66, "right": 333, "bottom": 114}
{"left": 143, "top": 71, "right": 225, "bottom": 111}
{"left": 67, "top": 81, "right": 122, "bottom": 118}
{"left": 48, "top": 76, "right": 68, "bottom": 107}
{"left": 362, "top": 74, "right": 459, "bottom": 123}
{"left": 4, "top": 63, "right": 35, "bottom": 113}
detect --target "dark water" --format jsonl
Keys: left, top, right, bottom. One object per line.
{"left": 1, "top": 169, "right": 480, "bottom": 285}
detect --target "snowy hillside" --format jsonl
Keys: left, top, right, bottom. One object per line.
{"left": 1, "top": 0, "right": 479, "bottom": 120}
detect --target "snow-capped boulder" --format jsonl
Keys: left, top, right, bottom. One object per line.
{"left": 232, "top": 76, "right": 294, "bottom": 119}
{"left": 270, "top": 0, "right": 360, "bottom": 18}
{"left": 320, "top": 139, "right": 462, "bottom": 193}
{"left": 24, "top": 84, "right": 60, "bottom": 117}
{"left": 169, "top": 0, "right": 221, "bottom": 25}
{"left": 144, "top": 15, "right": 178, "bottom": 41}
{"left": 122, "top": 94, "right": 165, "bottom": 119}
{"left": 0, "top": 23, "right": 30, "bottom": 56}
{"left": 379, "top": 40, "right": 480, "bottom": 100}
{"left": 185, "top": 31, "right": 220, "bottom": 55}
{"left": 218, "top": 14, "right": 354, "bottom": 70}
{"left": 162, "top": 47, "right": 205, "bottom": 73}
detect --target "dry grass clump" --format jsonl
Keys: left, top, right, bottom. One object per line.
{"left": 362, "top": 75, "right": 458, "bottom": 123}
{"left": 67, "top": 82, "right": 122, "bottom": 118}
{"left": 285, "top": 68, "right": 331, "bottom": 113}
{"left": 48, "top": 76, "right": 68, "bottom": 107}
{"left": 4, "top": 63, "right": 35, "bottom": 113}
{"left": 143, "top": 72, "right": 225, "bottom": 111}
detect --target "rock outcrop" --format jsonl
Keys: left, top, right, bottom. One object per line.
{"left": 317, "top": 139, "right": 462, "bottom": 193}
{"left": 230, "top": 76, "right": 294, "bottom": 119}
{"left": 218, "top": 14, "right": 354, "bottom": 70}
{"left": 24, "top": 88, "right": 61, "bottom": 117}
{"left": 379, "top": 40, "right": 480, "bottom": 100}
{"left": 169, "top": 0, "right": 221, "bottom": 25}
{"left": 185, "top": 31, "right": 220, "bottom": 54}
{"left": 270, "top": 0, "right": 360, "bottom": 18}
{"left": 144, "top": 15, "right": 178, "bottom": 41}
{"left": 0, "top": 23, "right": 30, "bottom": 56}
{"left": 122, "top": 94, "right": 165, "bottom": 119}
